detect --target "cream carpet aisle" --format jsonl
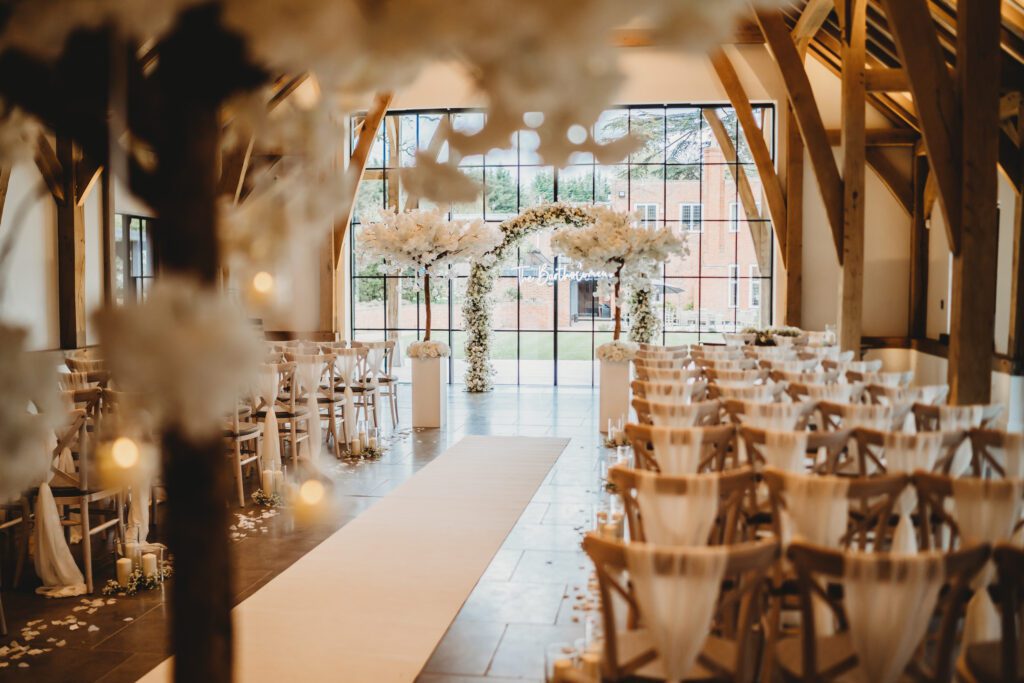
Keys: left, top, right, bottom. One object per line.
{"left": 139, "top": 435, "right": 569, "bottom": 683}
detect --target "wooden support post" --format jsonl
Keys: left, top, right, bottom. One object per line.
{"left": 864, "top": 67, "right": 909, "bottom": 92}
{"left": 948, "top": 0, "right": 1001, "bottom": 404}
{"left": 1009, "top": 99, "right": 1024, "bottom": 364}
{"left": 837, "top": 0, "right": 867, "bottom": 353}
{"left": 909, "top": 152, "right": 930, "bottom": 339}
{"left": 56, "top": 135, "right": 86, "bottom": 349}
{"left": 785, "top": 106, "right": 803, "bottom": 327}
{"left": 100, "top": 167, "right": 114, "bottom": 304}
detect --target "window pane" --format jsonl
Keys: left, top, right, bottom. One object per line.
{"left": 557, "top": 166, "right": 594, "bottom": 203}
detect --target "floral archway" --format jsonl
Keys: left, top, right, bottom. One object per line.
{"left": 463, "top": 203, "right": 595, "bottom": 392}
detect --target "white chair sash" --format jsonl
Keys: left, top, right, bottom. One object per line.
{"left": 805, "top": 382, "right": 862, "bottom": 403}
{"left": 740, "top": 402, "right": 808, "bottom": 430}
{"left": 624, "top": 544, "right": 728, "bottom": 683}
{"left": 34, "top": 481, "right": 87, "bottom": 598}
{"left": 257, "top": 364, "right": 281, "bottom": 471}
{"left": 336, "top": 353, "right": 359, "bottom": 435}
{"left": 952, "top": 478, "right": 1024, "bottom": 644}
{"left": 641, "top": 381, "right": 706, "bottom": 405}
{"left": 298, "top": 360, "right": 323, "bottom": 463}
{"left": 939, "top": 405, "right": 984, "bottom": 476}
{"left": 847, "top": 360, "right": 883, "bottom": 374}
{"left": 843, "top": 552, "right": 945, "bottom": 683}
{"left": 650, "top": 427, "right": 704, "bottom": 475}
{"left": 635, "top": 470, "right": 719, "bottom": 546}
{"left": 648, "top": 402, "right": 707, "bottom": 428}
{"left": 760, "top": 430, "right": 808, "bottom": 473}
{"left": 986, "top": 432, "right": 1024, "bottom": 478}
{"left": 883, "top": 432, "right": 942, "bottom": 553}
{"left": 717, "top": 383, "right": 778, "bottom": 403}
{"left": 641, "top": 367, "right": 701, "bottom": 383}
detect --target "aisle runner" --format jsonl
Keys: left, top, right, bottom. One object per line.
{"left": 139, "top": 436, "right": 569, "bottom": 683}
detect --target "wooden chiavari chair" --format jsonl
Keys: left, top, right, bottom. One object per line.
{"left": 817, "top": 401, "right": 911, "bottom": 434}
{"left": 608, "top": 465, "right": 757, "bottom": 545}
{"left": 776, "top": 541, "right": 989, "bottom": 683}
{"left": 625, "top": 423, "right": 738, "bottom": 473}
{"left": 723, "top": 400, "right": 817, "bottom": 431}
{"left": 254, "top": 361, "right": 310, "bottom": 469}
{"left": 855, "top": 428, "right": 968, "bottom": 477}
{"left": 705, "top": 368, "right": 769, "bottom": 385}
{"left": 582, "top": 535, "right": 779, "bottom": 683}
{"left": 711, "top": 382, "right": 787, "bottom": 403}
{"left": 957, "top": 543, "right": 1024, "bottom": 683}
{"left": 631, "top": 379, "right": 709, "bottom": 403}
{"left": 770, "top": 369, "right": 839, "bottom": 386}
{"left": 631, "top": 397, "right": 722, "bottom": 427}
{"left": 846, "top": 369, "right": 914, "bottom": 387}
{"left": 913, "top": 403, "right": 1005, "bottom": 433}
{"left": 740, "top": 426, "right": 855, "bottom": 475}
{"left": 968, "top": 428, "right": 1024, "bottom": 478}
{"left": 786, "top": 381, "right": 866, "bottom": 405}
{"left": 912, "top": 472, "right": 1024, "bottom": 551}
{"left": 634, "top": 365, "right": 703, "bottom": 383}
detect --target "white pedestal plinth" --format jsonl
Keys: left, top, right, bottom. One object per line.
{"left": 411, "top": 357, "right": 447, "bottom": 428}
{"left": 599, "top": 359, "right": 631, "bottom": 433}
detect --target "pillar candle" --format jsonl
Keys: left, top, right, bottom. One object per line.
{"left": 368, "top": 435, "right": 378, "bottom": 450}
{"left": 262, "top": 469, "right": 274, "bottom": 494}
{"left": 551, "top": 659, "right": 573, "bottom": 683}
{"left": 359, "top": 429, "right": 368, "bottom": 449}
{"left": 273, "top": 471, "right": 285, "bottom": 494}
{"left": 141, "top": 552, "right": 158, "bottom": 578}
{"left": 349, "top": 437, "right": 362, "bottom": 455}
{"left": 601, "top": 523, "right": 619, "bottom": 539}
{"left": 125, "top": 541, "right": 141, "bottom": 569}
{"left": 116, "top": 558, "right": 133, "bottom": 587}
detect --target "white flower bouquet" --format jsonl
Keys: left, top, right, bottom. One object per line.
{"left": 406, "top": 340, "right": 451, "bottom": 359}
{"left": 596, "top": 340, "right": 639, "bottom": 363}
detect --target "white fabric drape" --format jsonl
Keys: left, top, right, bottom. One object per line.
{"left": 634, "top": 470, "right": 719, "bottom": 546}
{"left": 642, "top": 381, "right": 706, "bottom": 405}
{"left": 805, "top": 383, "right": 862, "bottom": 403}
{"left": 336, "top": 353, "right": 358, "bottom": 433}
{"left": 650, "top": 427, "right": 704, "bottom": 475}
{"left": 986, "top": 432, "right": 1024, "bottom": 478}
{"left": 648, "top": 401, "right": 705, "bottom": 428}
{"left": 298, "top": 360, "right": 323, "bottom": 463}
{"left": 883, "top": 432, "right": 942, "bottom": 553}
{"left": 258, "top": 364, "right": 281, "bottom": 471}
{"left": 779, "top": 470, "right": 849, "bottom": 634}
{"left": 741, "top": 403, "right": 807, "bottom": 430}
{"left": 717, "top": 384, "right": 776, "bottom": 403}
{"left": 624, "top": 544, "right": 728, "bottom": 683}
{"left": 939, "top": 405, "right": 984, "bottom": 476}
{"left": 952, "top": 478, "right": 1024, "bottom": 644}
{"left": 34, "top": 482, "right": 87, "bottom": 598}
{"left": 51, "top": 447, "right": 82, "bottom": 544}
{"left": 127, "top": 479, "right": 151, "bottom": 545}
{"left": 759, "top": 430, "right": 808, "bottom": 473}
{"left": 643, "top": 367, "right": 700, "bottom": 383}
{"left": 843, "top": 552, "right": 945, "bottom": 683}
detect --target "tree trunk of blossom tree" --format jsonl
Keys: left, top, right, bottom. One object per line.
{"left": 423, "top": 272, "right": 432, "bottom": 341}
{"left": 612, "top": 264, "right": 623, "bottom": 341}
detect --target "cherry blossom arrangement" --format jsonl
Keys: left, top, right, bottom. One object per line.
{"left": 550, "top": 208, "right": 686, "bottom": 354}
{"left": 359, "top": 208, "right": 502, "bottom": 358}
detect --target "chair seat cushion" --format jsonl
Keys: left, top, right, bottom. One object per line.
{"left": 963, "top": 640, "right": 1024, "bottom": 683}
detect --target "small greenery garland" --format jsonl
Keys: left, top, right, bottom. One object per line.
{"left": 463, "top": 203, "right": 595, "bottom": 392}
{"left": 251, "top": 488, "right": 283, "bottom": 508}
{"left": 343, "top": 444, "right": 385, "bottom": 461}
{"left": 102, "top": 561, "right": 174, "bottom": 597}
{"left": 627, "top": 286, "right": 660, "bottom": 344}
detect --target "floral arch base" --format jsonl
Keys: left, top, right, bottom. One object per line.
{"left": 462, "top": 204, "right": 595, "bottom": 392}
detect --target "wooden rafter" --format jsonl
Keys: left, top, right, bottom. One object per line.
{"left": 332, "top": 91, "right": 394, "bottom": 267}
{"left": 756, "top": 8, "right": 844, "bottom": 261}
{"left": 34, "top": 133, "right": 63, "bottom": 202}
{"left": 1010, "top": 94, "right": 1024, "bottom": 363}
{"left": 708, "top": 49, "right": 788, "bottom": 263}
{"left": 792, "top": 0, "right": 835, "bottom": 54}
{"left": 879, "top": 0, "right": 962, "bottom": 253}
{"left": 784, "top": 106, "right": 803, "bottom": 327}
{"left": 864, "top": 67, "right": 909, "bottom": 91}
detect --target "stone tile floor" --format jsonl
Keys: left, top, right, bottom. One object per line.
{"left": 0, "top": 386, "right": 609, "bottom": 682}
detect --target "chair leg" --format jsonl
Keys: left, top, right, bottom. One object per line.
{"left": 80, "top": 498, "right": 93, "bottom": 593}
{"left": 234, "top": 441, "right": 246, "bottom": 507}
{"left": 390, "top": 390, "right": 399, "bottom": 427}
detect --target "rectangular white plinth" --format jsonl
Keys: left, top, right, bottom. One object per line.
{"left": 412, "top": 356, "right": 447, "bottom": 428}
{"left": 599, "top": 359, "right": 631, "bottom": 433}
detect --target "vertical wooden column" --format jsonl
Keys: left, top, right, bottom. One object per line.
{"left": 909, "top": 149, "right": 930, "bottom": 339}
{"left": 56, "top": 135, "right": 87, "bottom": 349}
{"left": 1008, "top": 99, "right": 1024, "bottom": 366}
{"left": 948, "top": 0, "right": 1001, "bottom": 404}
{"left": 100, "top": 168, "right": 115, "bottom": 304}
{"left": 837, "top": 0, "right": 867, "bottom": 352}
{"left": 784, "top": 106, "right": 803, "bottom": 327}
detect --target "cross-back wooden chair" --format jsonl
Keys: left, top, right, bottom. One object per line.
{"left": 710, "top": 382, "right": 787, "bottom": 403}
{"left": 631, "top": 379, "right": 709, "bottom": 403}
{"left": 740, "top": 426, "right": 855, "bottom": 475}
{"left": 957, "top": 543, "right": 1024, "bottom": 683}
{"left": 223, "top": 395, "right": 262, "bottom": 507}
{"left": 865, "top": 383, "right": 950, "bottom": 408}
{"left": 631, "top": 397, "right": 722, "bottom": 427}
{"left": 786, "top": 381, "right": 866, "bottom": 405}
{"left": 854, "top": 428, "right": 968, "bottom": 477}
{"left": 254, "top": 361, "right": 310, "bottom": 469}
{"left": 634, "top": 365, "right": 703, "bottom": 383}
{"left": 776, "top": 541, "right": 990, "bottom": 683}
{"left": 968, "top": 428, "right": 1024, "bottom": 479}
{"left": 846, "top": 369, "right": 914, "bottom": 388}
{"left": 635, "top": 349, "right": 690, "bottom": 362}
{"left": 332, "top": 347, "right": 374, "bottom": 427}
{"left": 700, "top": 357, "right": 760, "bottom": 373}
{"left": 43, "top": 409, "right": 126, "bottom": 593}
{"left": 638, "top": 342, "right": 689, "bottom": 354}
{"left": 704, "top": 368, "right": 769, "bottom": 385}
{"left": 723, "top": 400, "right": 817, "bottom": 430}
{"left": 625, "top": 423, "right": 738, "bottom": 473}
{"left": 608, "top": 465, "right": 757, "bottom": 545}
{"left": 913, "top": 403, "right": 1005, "bottom": 433}
{"left": 352, "top": 340, "right": 399, "bottom": 426}
{"left": 770, "top": 369, "right": 839, "bottom": 386}
{"left": 64, "top": 350, "right": 105, "bottom": 375}
{"left": 912, "top": 472, "right": 1024, "bottom": 552}
{"left": 817, "top": 400, "right": 910, "bottom": 434}
{"left": 582, "top": 534, "right": 779, "bottom": 683}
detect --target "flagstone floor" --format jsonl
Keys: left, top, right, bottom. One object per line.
{"left": 0, "top": 385, "right": 609, "bottom": 682}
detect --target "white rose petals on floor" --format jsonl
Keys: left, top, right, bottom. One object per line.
{"left": 139, "top": 436, "right": 568, "bottom": 682}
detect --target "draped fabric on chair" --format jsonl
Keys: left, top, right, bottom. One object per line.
{"left": 760, "top": 430, "right": 807, "bottom": 473}
{"left": 257, "top": 364, "right": 282, "bottom": 471}
{"left": 648, "top": 401, "right": 706, "bottom": 428}
{"left": 987, "top": 431, "right": 1024, "bottom": 478}
{"left": 778, "top": 470, "right": 849, "bottom": 634}
{"left": 884, "top": 432, "right": 942, "bottom": 553}
{"left": 623, "top": 544, "right": 729, "bottom": 683}
{"left": 843, "top": 552, "right": 945, "bottom": 683}
{"left": 634, "top": 470, "right": 719, "bottom": 546}
{"left": 804, "top": 382, "right": 862, "bottom": 403}
{"left": 649, "top": 427, "right": 704, "bottom": 475}
{"left": 336, "top": 353, "right": 359, "bottom": 432}
{"left": 740, "top": 403, "right": 807, "bottom": 430}
{"left": 952, "top": 478, "right": 1024, "bottom": 643}
{"left": 940, "top": 405, "right": 985, "bottom": 476}
{"left": 34, "top": 482, "right": 87, "bottom": 598}
{"left": 642, "top": 381, "right": 707, "bottom": 405}
{"left": 298, "top": 360, "right": 322, "bottom": 464}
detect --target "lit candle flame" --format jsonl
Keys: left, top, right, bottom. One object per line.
{"left": 111, "top": 437, "right": 140, "bottom": 469}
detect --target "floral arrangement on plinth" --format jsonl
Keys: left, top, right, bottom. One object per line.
{"left": 407, "top": 339, "right": 451, "bottom": 360}
{"left": 360, "top": 208, "right": 501, "bottom": 347}
{"left": 462, "top": 203, "right": 596, "bottom": 391}
{"left": 550, "top": 207, "right": 686, "bottom": 345}
{"left": 628, "top": 287, "right": 660, "bottom": 345}
{"left": 741, "top": 325, "right": 805, "bottom": 346}
{"left": 101, "top": 561, "right": 174, "bottom": 597}
{"left": 251, "top": 488, "right": 283, "bottom": 508}
{"left": 596, "top": 340, "right": 639, "bottom": 363}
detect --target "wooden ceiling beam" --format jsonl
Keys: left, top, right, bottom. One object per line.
{"left": 792, "top": 0, "right": 835, "bottom": 54}
{"left": 614, "top": 21, "right": 764, "bottom": 47}
{"left": 880, "top": 0, "right": 962, "bottom": 253}
{"left": 34, "top": 133, "right": 64, "bottom": 202}
{"left": 708, "top": 49, "right": 788, "bottom": 265}
{"left": 756, "top": 8, "right": 844, "bottom": 261}
{"left": 865, "top": 66, "right": 908, "bottom": 91}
